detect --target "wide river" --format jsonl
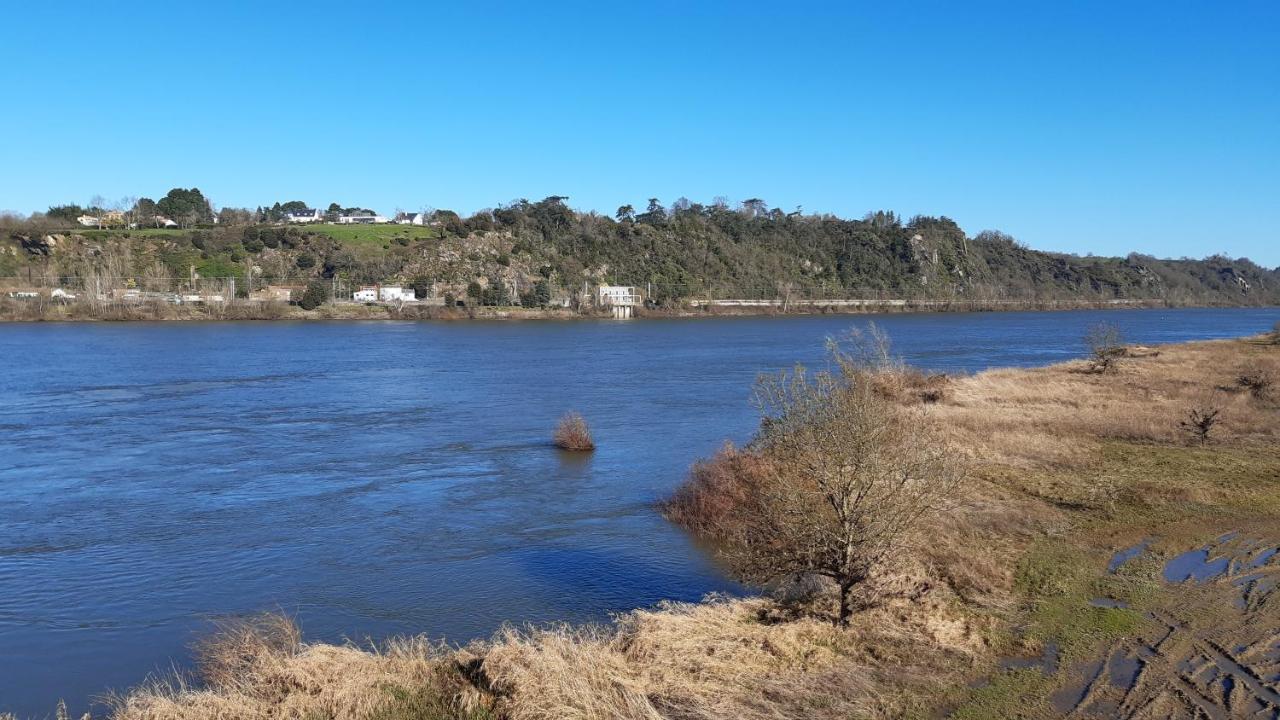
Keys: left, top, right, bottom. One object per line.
{"left": 1, "top": 307, "right": 1277, "bottom": 717}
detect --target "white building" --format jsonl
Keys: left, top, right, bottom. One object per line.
{"left": 379, "top": 286, "right": 415, "bottom": 302}
{"left": 597, "top": 285, "right": 639, "bottom": 306}
{"left": 338, "top": 213, "right": 388, "bottom": 224}
{"left": 353, "top": 286, "right": 416, "bottom": 302}
{"left": 77, "top": 215, "right": 100, "bottom": 227}
{"left": 284, "top": 209, "right": 322, "bottom": 223}
{"left": 395, "top": 212, "right": 428, "bottom": 226}
{"left": 596, "top": 285, "right": 639, "bottom": 318}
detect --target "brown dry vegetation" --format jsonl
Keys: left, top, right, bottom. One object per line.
{"left": 553, "top": 412, "right": 595, "bottom": 452}
{"left": 75, "top": 333, "right": 1280, "bottom": 720}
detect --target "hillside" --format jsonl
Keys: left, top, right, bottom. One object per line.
{"left": 3, "top": 199, "right": 1278, "bottom": 309}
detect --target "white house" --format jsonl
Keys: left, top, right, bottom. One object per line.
{"left": 353, "top": 287, "right": 378, "bottom": 302}
{"left": 284, "top": 209, "right": 322, "bottom": 223}
{"left": 338, "top": 212, "right": 388, "bottom": 224}
{"left": 77, "top": 215, "right": 100, "bottom": 227}
{"left": 395, "top": 212, "right": 428, "bottom": 226}
{"left": 154, "top": 216, "right": 178, "bottom": 228}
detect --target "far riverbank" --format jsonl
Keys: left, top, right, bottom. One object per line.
{"left": 0, "top": 295, "right": 1269, "bottom": 323}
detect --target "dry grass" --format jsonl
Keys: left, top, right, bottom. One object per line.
{"left": 932, "top": 337, "right": 1280, "bottom": 472}
{"left": 109, "top": 615, "right": 490, "bottom": 720}
{"left": 553, "top": 412, "right": 595, "bottom": 451}
{"left": 85, "top": 334, "right": 1280, "bottom": 720}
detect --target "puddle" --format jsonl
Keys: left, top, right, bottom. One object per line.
{"left": 998, "top": 641, "right": 1059, "bottom": 675}
{"left": 1050, "top": 658, "right": 1104, "bottom": 715}
{"left": 1090, "top": 597, "right": 1130, "bottom": 609}
{"left": 1108, "top": 540, "right": 1149, "bottom": 573}
{"left": 1249, "top": 547, "right": 1277, "bottom": 568}
{"left": 1163, "top": 548, "right": 1230, "bottom": 583}
{"left": 1108, "top": 648, "right": 1143, "bottom": 692}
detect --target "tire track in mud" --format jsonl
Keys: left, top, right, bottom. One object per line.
{"left": 1008, "top": 535, "right": 1280, "bottom": 718}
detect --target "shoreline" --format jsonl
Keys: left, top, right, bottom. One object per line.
{"left": 1, "top": 296, "right": 1274, "bottom": 324}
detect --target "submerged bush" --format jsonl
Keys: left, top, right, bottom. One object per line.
{"left": 553, "top": 412, "right": 594, "bottom": 451}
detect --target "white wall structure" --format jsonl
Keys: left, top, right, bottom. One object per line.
{"left": 353, "top": 288, "right": 378, "bottom": 302}
{"left": 338, "top": 214, "right": 388, "bottom": 224}
{"left": 596, "top": 285, "right": 639, "bottom": 318}
{"left": 379, "top": 286, "right": 416, "bottom": 302}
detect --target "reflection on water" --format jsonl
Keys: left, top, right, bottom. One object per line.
{"left": 0, "top": 307, "right": 1276, "bottom": 717}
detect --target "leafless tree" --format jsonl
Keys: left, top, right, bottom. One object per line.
{"left": 727, "top": 330, "right": 963, "bottom": 625}
{"left": 1085, "top": 322, "right": 1126, "bottom": 373}
{"left": 1180, "top": 403, "right": 1222, "bottom": 444}
{"left": 118, "top": 196, "right": 138, "bottom": 228}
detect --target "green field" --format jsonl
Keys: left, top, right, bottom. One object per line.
{"left": 304, "top": 223, "right": 440, "bottom": 248}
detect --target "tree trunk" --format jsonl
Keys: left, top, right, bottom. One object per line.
{"left": 837, "top": 580, "right": 854, "bottom": 627}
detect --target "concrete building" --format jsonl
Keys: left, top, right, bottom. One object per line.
{"left": 596, "top": 285, "right": 639, "bottom": 318}
{"left": 378, "top": 286, "right": 415, "bottom": 302}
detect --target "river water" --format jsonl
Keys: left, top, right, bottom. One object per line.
{"left": 1, "top": 307, "right": 1276, "bottom": 717}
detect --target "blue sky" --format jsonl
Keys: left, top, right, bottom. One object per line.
{"left": 1, "top": 1, "right": 1277, "bottom": 265}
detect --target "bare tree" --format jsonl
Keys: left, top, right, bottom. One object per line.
{"left": 119, "top": 196, "right": 138, "bottom": 228}
{"left": 727, "top": 331, "right": 963, "bottom": 625}
{"left": 1180, "top": 405, "right": 1221, "bottom": 444}
{"left": 1085, "top": 322, "right": 1126, "bottom": 373}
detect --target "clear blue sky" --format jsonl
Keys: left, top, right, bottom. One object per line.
{"left": 2, "top": 2, "right": 1277, "bottom": 265}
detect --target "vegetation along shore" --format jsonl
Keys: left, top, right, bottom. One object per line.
{"left": 3, "top": 193, "right": 1277, "bottom": 322}
{"left": 21, "top": 325, "right": 1279, "bottom": 720}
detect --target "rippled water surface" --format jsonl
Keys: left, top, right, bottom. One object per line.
{"left": 1, "top": 308, "right": 1276, "bottom": 717}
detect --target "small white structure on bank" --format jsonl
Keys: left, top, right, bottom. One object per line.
{"left": 597, "top": 285, "right": 639, "bottom": 318}
{"left": 380, "top": 286, "right": 415, "bottom": 302}
{"left": 354, "top": 285, "right": 416, "bottom": 303}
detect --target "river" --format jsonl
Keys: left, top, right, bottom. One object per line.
{"left": 1, "top": 307, "right": 1276, "bottom": 717}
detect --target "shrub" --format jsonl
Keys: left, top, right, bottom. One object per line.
{"left": 553, "top": 412, "right": 594, "bottom": 451}
{"left": 299, "top": 280, "right": 328, "bottom": 310}
{"left": 1236, "top": 366, "right": 1274, "bottom": 400}
{"left": 660, "top": 443, "right": 770, "bottom": 536}
{"left": 1084, "top": 322, "right": 1126, "bottom": 373}
{"left": 295, "top": 253, "right": 316, "bottom": 269}
{"left": 1180, "top": 404, "right": 1221, "bottom": 444}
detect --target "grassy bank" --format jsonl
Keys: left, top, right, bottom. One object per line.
{"left": 17, "top": 333, "right": 1280, "bottom": 720}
